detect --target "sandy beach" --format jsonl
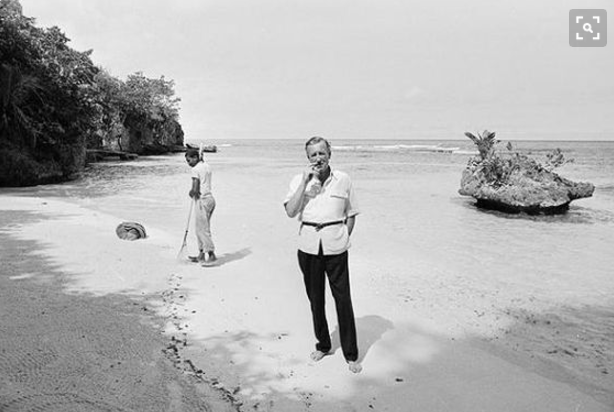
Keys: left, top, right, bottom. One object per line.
{"left": 4, "top": 0, "right": 613, "bottom": 408}
{"left": 1, "top": 147, "right": 613, "bottom": 411}
{"left": 0, "top": 208, "right": 238, "bottom": 412}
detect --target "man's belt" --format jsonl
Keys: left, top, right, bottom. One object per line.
{"left": 301, "top": 220, "right": 345, "bottom": 231}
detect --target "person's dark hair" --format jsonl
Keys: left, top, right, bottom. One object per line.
{"left": 185, "top": 148, "right": 200, "bottom": 159}
{"left": 305, "top": 136, "right": 331, "bottom": 155}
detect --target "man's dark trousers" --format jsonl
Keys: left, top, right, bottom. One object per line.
{"left": 297, "top": 248, "right": 358, "bottom": 362}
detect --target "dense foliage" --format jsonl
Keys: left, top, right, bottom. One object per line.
{"left": 92, "top": 70, "right": 181, "bottom": 151}
{"left": 0, "top": 0, "right": 182, "bottom": 186}
{"left": 464, "top": 130, "right": 572, "bottom": 188}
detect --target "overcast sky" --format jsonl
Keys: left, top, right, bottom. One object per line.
{"left": 19, "top": 0, "right": 613, "bottom": 140}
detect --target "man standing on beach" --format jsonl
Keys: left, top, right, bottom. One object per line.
{"left": 185, "top": 147, "right": 217, "bottom": 265}
{"left": 284, "top": 136, "right": 362, "bottom": 374}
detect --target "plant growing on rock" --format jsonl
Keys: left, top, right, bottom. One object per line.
{"left": 463, "top": 130, "right": 571, "bottom": 187}
{"left": 459, "top": 129, "right": 591, "bottom": 215}
{"left": 464, "top": 130, "right": 498, "bottom": 160}
{"left": 543, "top": 148, "right": 572, "bottom": 172}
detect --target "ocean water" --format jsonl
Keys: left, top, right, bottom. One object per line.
{"left": 7, "top": 139, "right": 614, "bottom": 312}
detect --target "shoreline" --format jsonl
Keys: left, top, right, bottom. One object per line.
{"left": 1, "top": 192, "right": 612, "bottom": 411}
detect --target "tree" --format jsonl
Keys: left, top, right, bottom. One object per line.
{"left": 464, "top": 130, "right": 498, "bottom": 161}
{"left": 1, "top": 1, "right": 184, "bottom": 185}
{"left": 0, "top": 63, "right": 44, "bottom": 148}
{"left": 1, "top": 1, "right": 98, "bottom": 183}
{"left": 120, "top": 72, "right": 180, "bottom": 123}
{"left": 91, "top": 69, "right": 126, "bottom": 149}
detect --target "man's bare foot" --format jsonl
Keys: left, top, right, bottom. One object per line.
{"left": 348, "top": 361, "right": 362, "bottom": 374}
{"left": 310, "top": 350, "right": 330, "bottom": 362}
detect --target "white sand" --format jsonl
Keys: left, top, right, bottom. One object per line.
{"left": 1, "top": 193, "right": 611, "bottom": 411}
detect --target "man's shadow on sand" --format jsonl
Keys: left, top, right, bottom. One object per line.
{"left": 330, "top": 315, "right": 394, "bottom": 362}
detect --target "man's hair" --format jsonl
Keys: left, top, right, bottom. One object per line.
{"left": 304, "top": 136, "right": 331, "bottom": 154}
{"left": 185, "top": 148, "right": 200, "bottom": 158}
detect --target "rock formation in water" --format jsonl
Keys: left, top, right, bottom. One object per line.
{"left": 458, "top": 131, "right": 594, "bottom": 214}
{"left": 100, "top": 117, "right": 185, "bottom": 156}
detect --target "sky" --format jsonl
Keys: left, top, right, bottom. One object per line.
{"left": 18, "top": 0, "right": 614, "bottom": 141}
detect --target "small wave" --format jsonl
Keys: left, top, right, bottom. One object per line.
{"left": 452, "top": 149, "right": 479, "bottom": 155}
{"left": 596, "top": 184, "right": 614, "bottom": 197}
{"left": 334, "top": 144, "right": 461, "bottom": 153}
{"left": 333, "top": 145, "right": 369, "bottom": 151}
